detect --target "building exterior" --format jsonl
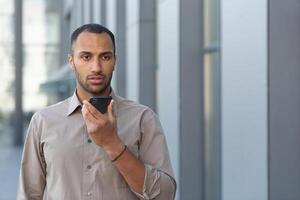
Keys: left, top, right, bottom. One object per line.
{"left": 40, "top": 0, "right": 300, "bottom": 200}
{"left": 0, "top": 0, "right": 16, "bottom": 136}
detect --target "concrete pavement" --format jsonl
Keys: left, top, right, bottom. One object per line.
{"left": 0, "top": 145, "right": 23, "bottom": 200}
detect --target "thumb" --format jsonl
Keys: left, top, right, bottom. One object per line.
{"left": 107, "top": 100, "right": 116, "bottom": 122}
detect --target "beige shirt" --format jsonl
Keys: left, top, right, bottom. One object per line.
{"left": 17, "top": 90, "right": 176, "bottom": 200}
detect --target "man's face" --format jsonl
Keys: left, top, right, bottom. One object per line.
{"left": 68, "top": 32, "right": 115, "bottom": 97}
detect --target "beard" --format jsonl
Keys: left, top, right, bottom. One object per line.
{"left": 73, "top": 64, "right": 113, "bottom": 96}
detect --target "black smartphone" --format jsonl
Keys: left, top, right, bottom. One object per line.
{"left": 89, "top": 96, "right": 112, "bottom": 114}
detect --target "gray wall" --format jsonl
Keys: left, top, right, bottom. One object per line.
{"left": 269, "top": 0, "right": 300, "bottom": 199}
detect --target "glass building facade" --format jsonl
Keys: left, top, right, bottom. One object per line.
{"left": 1, "top": 0, "right": 300, "bottom": 199}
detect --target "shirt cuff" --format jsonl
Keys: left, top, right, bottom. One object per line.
{"left": 132, "top": 164, "right": 161, "bottom": 200}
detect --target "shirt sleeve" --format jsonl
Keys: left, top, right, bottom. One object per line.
{"left": 16, "top": 113, "right": 46, "bottom": 200}
{"left": 131, "top": 109, "right": 177, "bottom": 200}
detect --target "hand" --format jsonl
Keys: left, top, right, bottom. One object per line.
{"left": 82, "top": 99, "right": 123, "bottom": 154}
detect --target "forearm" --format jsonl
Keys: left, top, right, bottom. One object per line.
{"left": 105, "top": 140, "right": 145, "bottom": 194}
{"left": 104, "top": 140, "right": 176, "bottom": 199}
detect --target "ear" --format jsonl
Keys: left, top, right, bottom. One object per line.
{"left": 68, "top": 54, "right": 75, "bottom": 70}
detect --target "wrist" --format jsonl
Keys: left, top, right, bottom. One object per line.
{"left": 111, "top": 145, "right": 127, "bottom": 162}
{"left": 103, "top": 138, "right": 124, "bottom": 160}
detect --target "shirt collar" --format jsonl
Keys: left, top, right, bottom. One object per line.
{"left": 66, "top": 88, "right": 120, "bottom": 117}
{"left": 66, "top": 91, "right": 82, "bottom": 116}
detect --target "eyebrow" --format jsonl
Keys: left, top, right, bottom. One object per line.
{"left": 100, "top": 51, "right": 113, "bottom": 56}
{"left": 78, "top": 51, "right": 113, "bottom": 56}
{"left": 78, "top": 51, "right": 91, "bottom": 55}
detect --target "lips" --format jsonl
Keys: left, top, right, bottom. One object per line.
{"left": 87, "top": 75, "right": 105, "bottom": 85}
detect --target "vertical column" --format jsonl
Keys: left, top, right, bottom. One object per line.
{"left": 60, "top": 1, "right": 70, "bottom": 66}
{"left": 179, "top": 0, "right": 204, "bottom": 199}
{"left": 92, "top": 0, "right": 106, "bottom": 27}
{"left": 125, "top": 0, "right": 157, "bottom": 110}
{"left": 83, "top": 0, "right": 92, "bottom": 24}
{"left": 14, "top": 0, "right": 23, "bottom": 146}
{"left": 89, "top": 0, "right": 93, "bottom": 22}
{"left": 70, "top": 2, "right": 77, "bottom": 32}
{"left": 138, "top": 0, "right": 156, "bottom": 111}
{"left": 105, "top": 0, "right": 117, "bottom": 90}
{"left": 203, "top": 0, "right": 221, "bottom": 198}
{"left": 71, "top": 0, "right": 83, "bottom": 29}
{"left": 92, "top": 0, "right": 101, "bottom": 23}
{"left": 101, "top": 0, "right": 106, "bottom": 25}
{"left": 157, "top": 0, "right": 180, "bottom": 198}
{"left": 221, "top": 0, "right": 268, "bottom": 200}
{"left": 269, "top": 0, "right": 300, "bottom": 199}
{"left": 126, "top": 0, "right": 139, "bottom": 102}
{"left": 105, "top": 0, "right": 116, "bottom": 34}
{"left": 115, "top": 0, "right": 126, "bottom": 97}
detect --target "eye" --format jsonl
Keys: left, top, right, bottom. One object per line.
{"left": 101, "top": 54, "right": 112, "bottom": 61}
{"left": 81, "top": 54, "right": 91, "bottom": 61}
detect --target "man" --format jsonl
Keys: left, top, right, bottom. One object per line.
{"left": 17, "top": 23, "right": 176, "bottom": 200}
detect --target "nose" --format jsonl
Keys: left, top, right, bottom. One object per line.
{"left": 90, "top": 58, "right": 102, "bottom": 73}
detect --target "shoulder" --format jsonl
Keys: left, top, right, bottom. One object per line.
{"left": 116, "top": 95, "right": 156, "bottom": 118}
{"left": 115, "top": 95, "right": 159, "bottom": 126}
{"left": 31, "top": 97, "right": 71, "bottom": 124}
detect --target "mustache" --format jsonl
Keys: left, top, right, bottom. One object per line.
{"left": 87, "top": 73, "right": 105, "bottom": 79}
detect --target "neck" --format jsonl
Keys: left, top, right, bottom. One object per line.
{"left": 76, "top": 86, "right": 112, "bottom": 103}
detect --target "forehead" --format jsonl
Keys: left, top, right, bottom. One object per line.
{"left": 72, "top": 32, "right": 114, "bottom": 53}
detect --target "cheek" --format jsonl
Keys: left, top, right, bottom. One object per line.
{"left": 74, "top": 67, "right": 88, "bottom": 79}
{"left": 104, "top": 63, "right": 115, "bottom": 73}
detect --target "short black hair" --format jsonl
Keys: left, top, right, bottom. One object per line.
{"left": 70, "top": 23, "right": 116, "bottom": 54}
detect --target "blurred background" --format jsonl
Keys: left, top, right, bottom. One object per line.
{"left": 0, "top": 0, "right": 300, "bottom": 200}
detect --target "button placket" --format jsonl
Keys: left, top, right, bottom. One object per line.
{"left": 83, "top": 127, "right": 94, "bottom": 199}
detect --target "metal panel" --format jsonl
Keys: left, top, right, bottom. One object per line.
{"left": 14, "top": 0, "right": 23, "bottom": 146}
{"left": 139, "top": 0, "right": 156, "bottom": 111}
{"left": 179, "top": 0, "right": 204, "bottom": 199}
{"left": 101, "top": 0, "right": 106, "bottom": 25}
{"left": 115, "top": 0, "right": 127, "bottom": 97}
{"left": 269, "top": 0, "right": 300, "bottom": 199}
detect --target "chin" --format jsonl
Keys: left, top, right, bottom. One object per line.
{"left": 89, "top": 87, "right": 108, "bottom": 95}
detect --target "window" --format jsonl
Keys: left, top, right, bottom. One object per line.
{"left": 203, "top": 0, "right": 221, "bottom": 199}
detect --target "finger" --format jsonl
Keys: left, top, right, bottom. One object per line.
{"left": 82, "top": 104, "right": 92, "bottom": 123}
{"left": 82, "top": 107, "right": 103, "bottom": 135}
{"left": 82, "top": 105, "right": 93, "bottom": 127}
{"left": 83, "top": 100, "right": 105, "bottom": 119}
{"left": 82, "top": 103, "right": 103, "bottom": 125}
{"left": 107, "top": 100, "right": 116, "bottom": 122}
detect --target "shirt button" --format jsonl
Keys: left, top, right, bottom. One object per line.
{"left": 87, "top": 165, "right": 92, "bottom": 169}
{"left": 87, "top": 139, "right": 92, "bottom": 143}
{"left": 87, "top": 192, "right": 92, "bottom": 196}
